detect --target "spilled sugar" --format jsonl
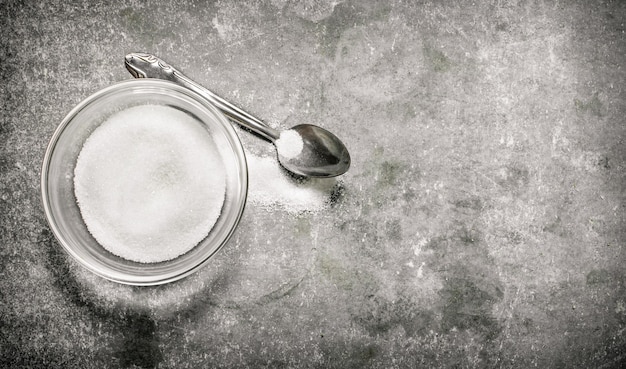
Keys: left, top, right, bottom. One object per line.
{"left": 245, "top": 153, "right": 336, "bottom": 214}
{"left": 74, "top": 105, "right": 226, "bottom": 263}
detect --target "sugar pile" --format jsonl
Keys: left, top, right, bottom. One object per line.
{"left": 74, "top": 105, "right": 226, "bottom": 263}
{"left": 245, "top": 152, "right": 337, "bottom": 214}
{"left": 275, "top": 129, "right": 304, "bottom": 159}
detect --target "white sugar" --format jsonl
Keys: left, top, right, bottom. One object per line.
{"left": 246, "top": 153, "right": 336, "bottom": 214}
{"left": 275, "top": 129, "right": 303, "bottom": 159}
{"left": 74, "top": 105, "right": 226, "bottom": 263}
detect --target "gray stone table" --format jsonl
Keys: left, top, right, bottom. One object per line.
{"left": 1, "top": 0, "right": 625, "bottom": 368}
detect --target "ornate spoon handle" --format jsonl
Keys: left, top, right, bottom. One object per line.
{"left": 124, "top": 52, "right": 280, "bottom": 141}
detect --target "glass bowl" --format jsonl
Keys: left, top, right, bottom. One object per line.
{"left": 41, "top": 79, "right": 248, "bottom": 285}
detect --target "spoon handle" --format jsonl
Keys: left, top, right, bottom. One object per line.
{"left": 124, "top": 53, "right": 280, "bottom": 141}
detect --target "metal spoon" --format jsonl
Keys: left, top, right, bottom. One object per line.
{"left": 124, "top": 53, "right": 350, "bottom": 178}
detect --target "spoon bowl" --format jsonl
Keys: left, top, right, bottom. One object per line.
{"left": 124, "top": 52, "right": 350, "bottom": 178}
{"left": 278, "top": 124, "right": 350, "bottom": 178}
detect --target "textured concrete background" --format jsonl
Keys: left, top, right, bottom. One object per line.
{"left": 1, "top": 0, "right": 625, "bottom": 368}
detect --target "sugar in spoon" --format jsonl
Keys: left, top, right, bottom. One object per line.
{"left": 124, "top": 53, "right": 350, "bottom": 178}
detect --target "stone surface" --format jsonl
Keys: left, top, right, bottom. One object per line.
{"left": 1, "top": 0, "right": 625, "bottom": 368}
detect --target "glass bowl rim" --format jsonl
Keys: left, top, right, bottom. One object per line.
{"left": 40, "top": 79, "right": 248, "bottom": 285}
